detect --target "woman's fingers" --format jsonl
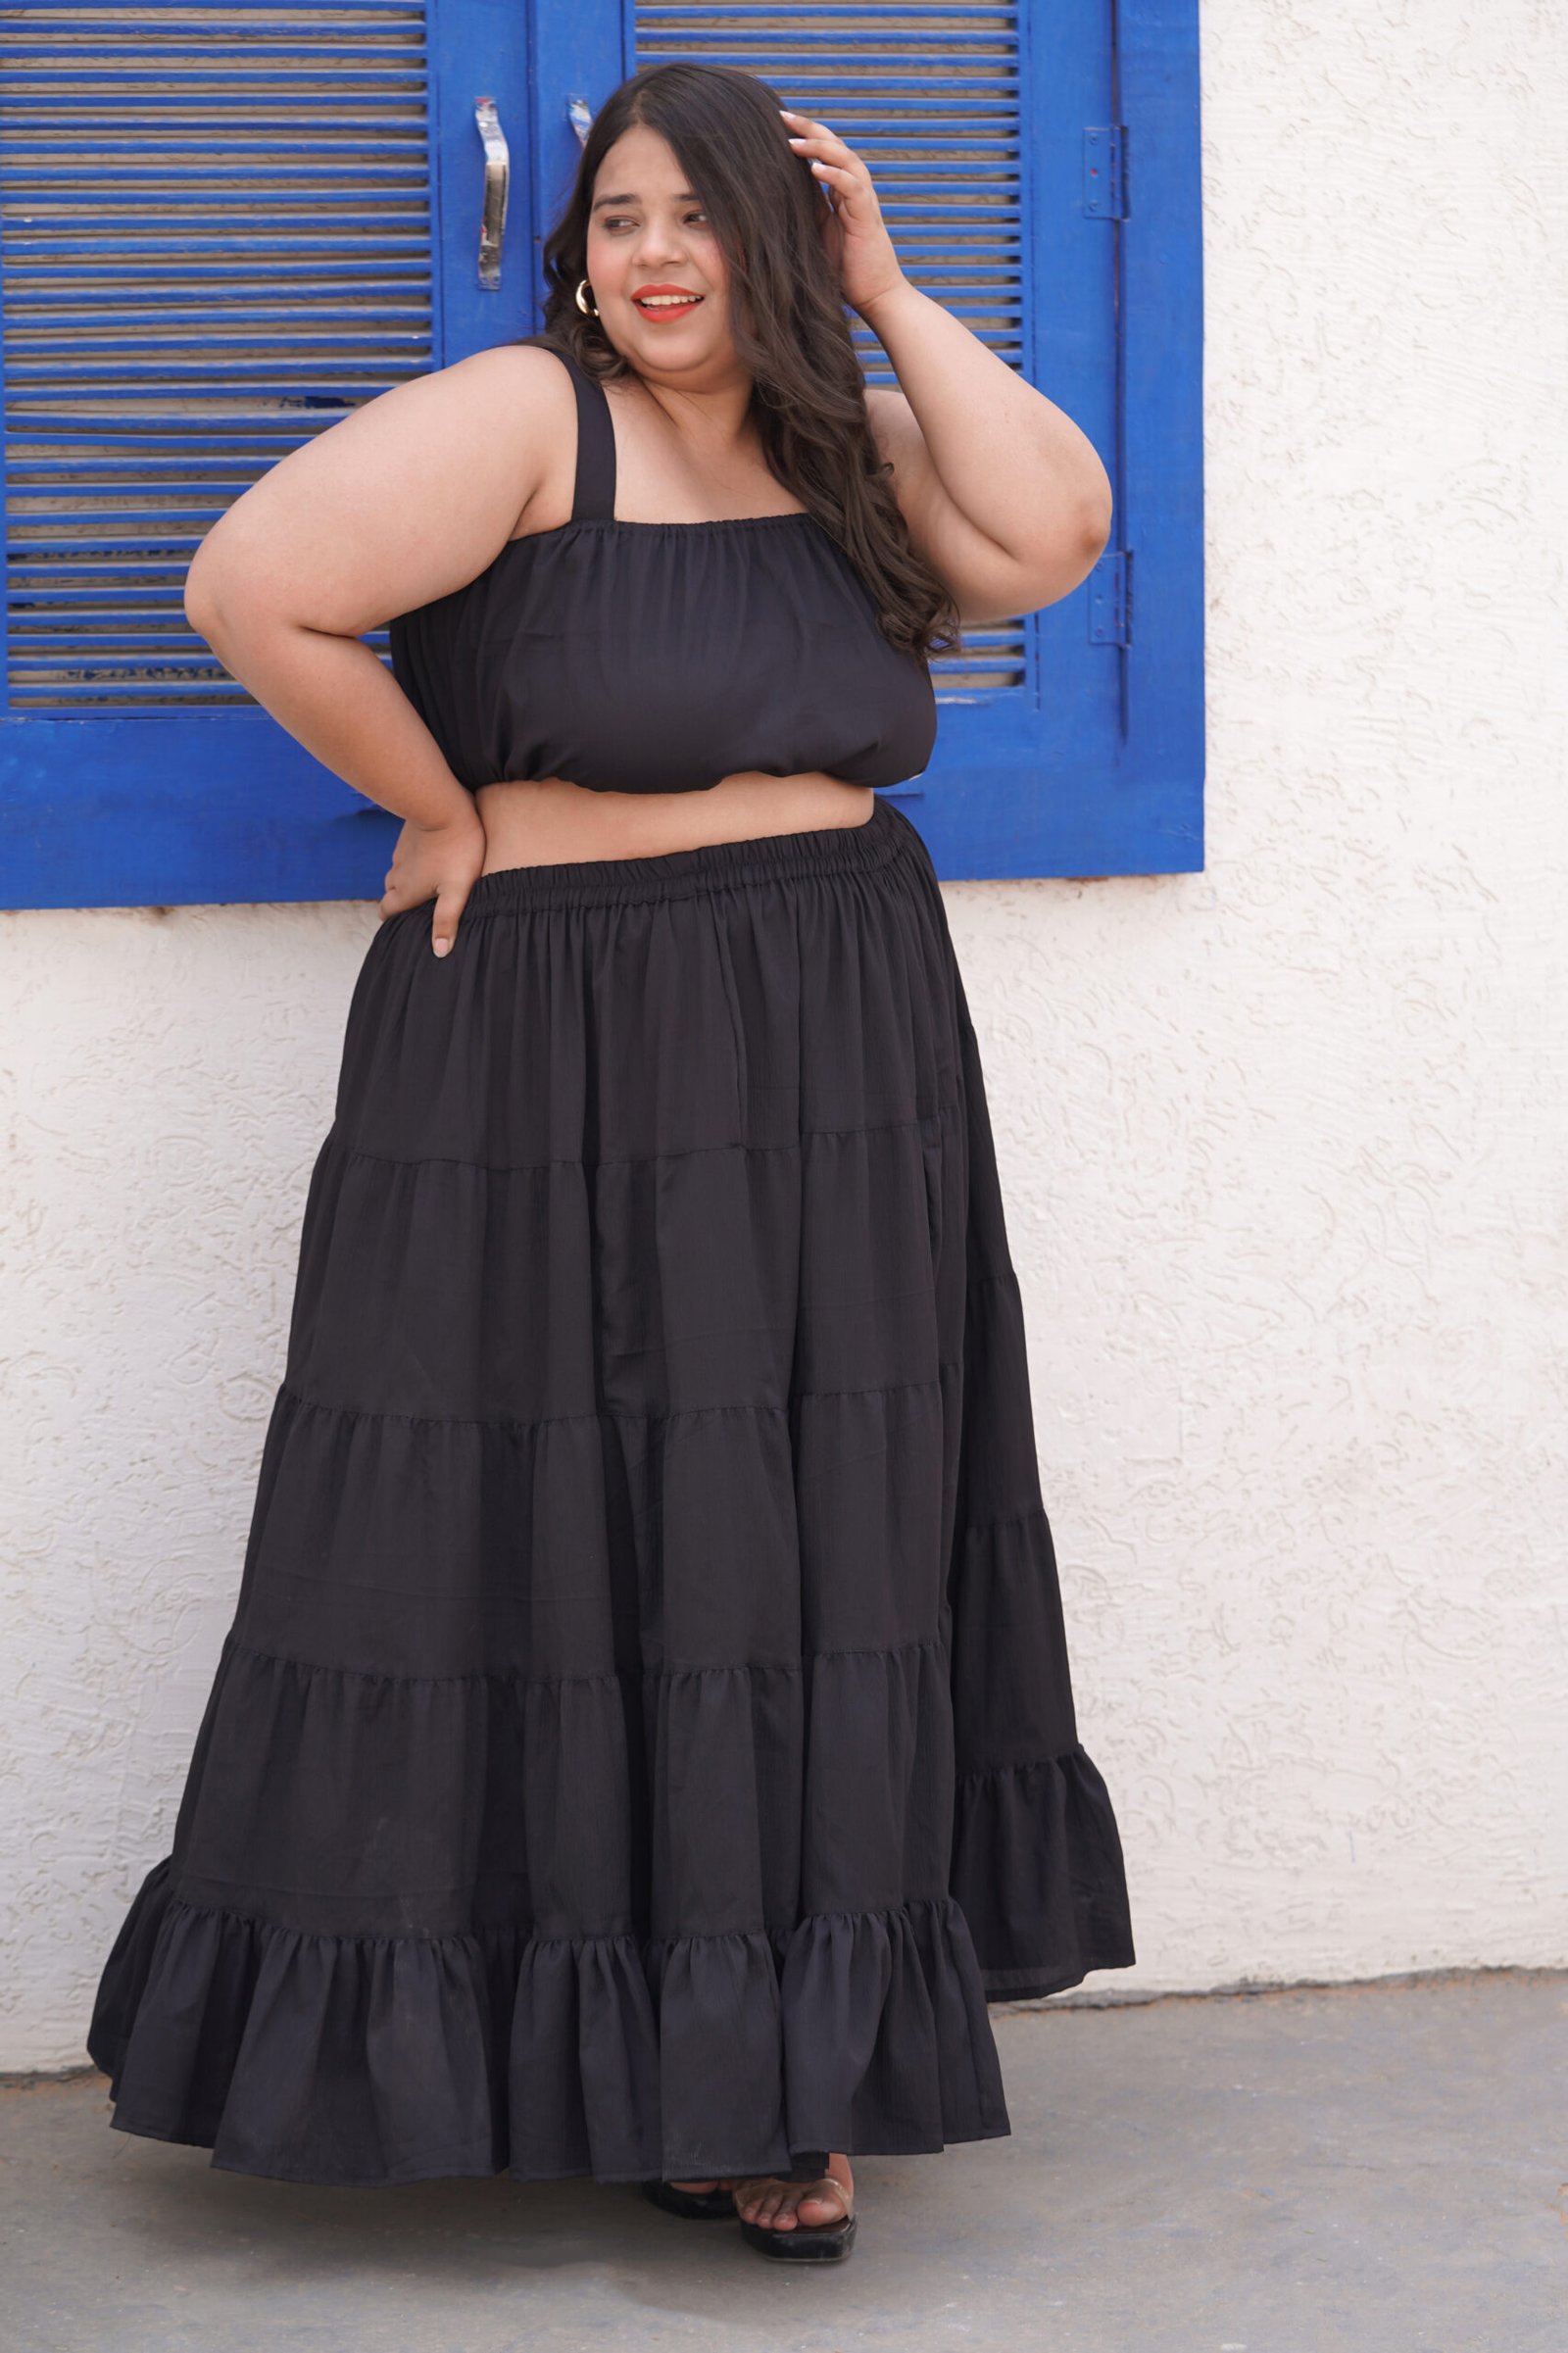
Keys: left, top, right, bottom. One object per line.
{"left": 779, "top": 109, "right": 876, "bottom": 210}
{"left": 430, "top": 881, "right": 470, "bottom": 957}
{"left": 778, "top": 105, "right": 904, "bottom": 314}
{"left": 376, "top": 807, "right": 487, "bottom": 953}
{"left": 375, "top": 879, "right": 470, "bottom": 953}
{"left": 779, "top": 107, "right": 847, "bottom": 153}
{"left": 781, "top": 112, "right": 858, "bottom": 184}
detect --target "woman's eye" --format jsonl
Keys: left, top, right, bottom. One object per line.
{"left": 601, "top": 211, "right": 708, "bottom": 231}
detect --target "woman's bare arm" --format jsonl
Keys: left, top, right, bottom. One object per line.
{"left": 183, "top": 343, "right": 574, "bottom": 826}
{"left": 862, "top": 283, "right": 1114, "bottom": 627}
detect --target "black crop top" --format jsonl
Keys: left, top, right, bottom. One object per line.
{"left": 386, "top": 339, "right": 938, "bottom": 797}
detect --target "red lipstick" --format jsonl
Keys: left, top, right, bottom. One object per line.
{"left": 631, "top": 282, "right": 705, "bottom": 319}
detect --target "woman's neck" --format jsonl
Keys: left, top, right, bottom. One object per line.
{"left": 615, "top": 355, "right": 759, "bottom": 458}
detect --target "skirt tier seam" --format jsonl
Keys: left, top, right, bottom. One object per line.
{"left": 270, "top": 1368, "right": 957, "bottom": 1431}
{"left": 957, "top": 1502, "right": 1051, "bottom": 1542}
{"left": 326, "top": 1101, "right": 959, "bottom": 1178}
{"left": 220, "top": 1627, "right": 951, "bottom": 1688}
{"left": 956, "top": 1742, "right": 1090, "bottom": 1783}
{"left": 141, "top": 1879, "right": 968, "bottom": 1951}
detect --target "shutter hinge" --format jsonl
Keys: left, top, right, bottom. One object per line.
{"left": 1088, "top": 550, "right": 1131, "bottom": 645}
{"left": 1083, "top": 125, "right": 1127, "bottom": 219}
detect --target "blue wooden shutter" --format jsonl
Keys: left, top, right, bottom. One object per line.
{"left": 0, "top": 0, "right": 528, "bottom": 908}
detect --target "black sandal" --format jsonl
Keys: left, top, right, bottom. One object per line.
{"left": 639, "top": 2178, "right": 737, "bottom": 2222}
{"left": 734, "top": 2173, "right": 858, "bottom": 2262}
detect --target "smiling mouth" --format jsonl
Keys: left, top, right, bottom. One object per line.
{"left": 633, "top": 292, "right": 704, "bottom": 316}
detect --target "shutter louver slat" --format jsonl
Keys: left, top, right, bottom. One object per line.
{"left": 632, "top": 2, "right": 1026, "bottom": 691}
{"left": 1, "top": 1, "right": 433, "bottom": 710}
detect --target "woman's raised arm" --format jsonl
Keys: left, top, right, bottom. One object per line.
{"left": 780, "top": 106, "right": 1113, "bottom": 625}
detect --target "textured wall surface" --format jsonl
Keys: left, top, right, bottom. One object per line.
{"left": 3, "top": 2, "right": 1565, "bottom": 2069}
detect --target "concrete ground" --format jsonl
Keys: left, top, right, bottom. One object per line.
{"left": 2, "top": 1971, "right": 1562, "bottom": 2353}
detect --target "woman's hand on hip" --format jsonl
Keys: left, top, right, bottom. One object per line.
{"left": 779, "top": 108, "right": 908, "bottom": 319}
{"left": 378, "top": 801, "right": 488, "bottom": 956}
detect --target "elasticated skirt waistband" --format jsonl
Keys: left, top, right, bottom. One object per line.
{"left": 461, "top": 790, "right": 921, "bottom": 915}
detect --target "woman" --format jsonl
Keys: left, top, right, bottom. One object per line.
{"left": 86, "top": 61, "right": 1135, "bottom": 2263}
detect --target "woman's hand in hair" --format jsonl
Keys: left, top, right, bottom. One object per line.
{"left": 378, "top": 799, "right": 489, "bottom": 957}
{"left": 779, "top": 109, "right": 907, "bottom": 319}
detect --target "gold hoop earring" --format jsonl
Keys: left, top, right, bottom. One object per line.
{"left": 574, "top": 278, "right": 598, "bottom": 318}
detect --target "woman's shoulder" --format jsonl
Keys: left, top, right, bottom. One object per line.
{"left": 340, "top": 340, "right": 582, "bottom": 525}
{"left": 185, "top": 341, "right": 581, "bottom": 636}
{"left": 440, "top": 336, "right": 582, "bottom": 412}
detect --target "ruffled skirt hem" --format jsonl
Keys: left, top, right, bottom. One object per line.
{"left": 87, "top": 1861, "right": 1023, "bottom": 2188}
{"left": 955, "top": 1741, "right": 1138, "bottom": 2004}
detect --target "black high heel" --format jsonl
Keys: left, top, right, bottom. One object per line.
{"left": 639, "top": 2178, "right": 737, "bottom": 2221}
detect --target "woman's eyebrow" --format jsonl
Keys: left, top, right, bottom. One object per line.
{"left": 590, "top": 189, "right": 700, "bottom": 211}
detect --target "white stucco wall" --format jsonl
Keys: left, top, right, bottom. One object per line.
{"left": 3, "top": 2, "right": 1564, "bottom": 2071}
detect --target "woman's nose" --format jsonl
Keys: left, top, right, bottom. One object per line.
{"left": 631, "top": 230, "right": 688, "bottom": 270}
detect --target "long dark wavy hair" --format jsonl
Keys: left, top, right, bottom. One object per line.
{"left": 514, "top": 61, "right": 961, "bottom": 664}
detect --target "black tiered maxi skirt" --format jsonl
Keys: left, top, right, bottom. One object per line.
{"left": 87, "top": 795, "right": 1135, "bottom": 2188}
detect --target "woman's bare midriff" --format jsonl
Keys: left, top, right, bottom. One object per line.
{"left": 475, "top": 770, "right": 875, "bottom": 874}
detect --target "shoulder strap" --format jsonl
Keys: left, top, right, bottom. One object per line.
{"left": 514, "top": 334, "right": 615, "bottom": 523}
